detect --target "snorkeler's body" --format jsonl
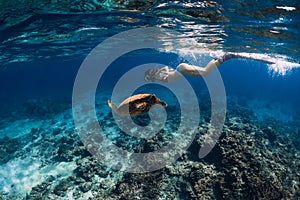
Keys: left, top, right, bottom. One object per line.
{"left": 144, "top": 53, "right": 274, "bottom": 83}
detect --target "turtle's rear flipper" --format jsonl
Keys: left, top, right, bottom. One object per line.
{"left": 108, "top": 100, "right": 118, "bottom": 114}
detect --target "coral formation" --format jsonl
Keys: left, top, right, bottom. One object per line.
{"left": 0, "top": 96, "right": 299, "bottom": 199}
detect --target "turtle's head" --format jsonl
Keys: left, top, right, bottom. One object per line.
{"left": 159, "top": 101, "right": 167, "bottom": 107}
{"left": 154, "top": 96, "right": 167, "bottom": 107}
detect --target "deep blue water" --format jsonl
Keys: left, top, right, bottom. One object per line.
{"left": 1, "top": 49, "right": 299, "bottom": 118}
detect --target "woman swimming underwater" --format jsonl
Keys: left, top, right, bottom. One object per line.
{"left": 144, "top": 53, "right": 275, "bottom": 83}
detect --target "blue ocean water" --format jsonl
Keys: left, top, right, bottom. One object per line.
{"left": 0, "top": 1, "right": 300, "bottom": 199}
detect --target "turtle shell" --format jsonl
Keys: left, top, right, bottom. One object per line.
{"left": 117, "top": 94, "right": 167, "bottom": 116}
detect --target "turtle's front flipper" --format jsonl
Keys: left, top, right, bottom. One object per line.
{"left": 108, "top": 100, "right": 119, "bottom": 114}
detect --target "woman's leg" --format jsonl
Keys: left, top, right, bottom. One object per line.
{"left": 217, "top": 53, "right": 274, "bottom": 65}
{"left": 178, "top": 59, "right": 220, "bottom": 76}
{"left": 177, "top": 53, "right": 274, "bottom": 77}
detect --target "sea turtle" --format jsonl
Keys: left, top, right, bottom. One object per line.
{"left": 108, "top": 94, "right": 167, "bottom": 116}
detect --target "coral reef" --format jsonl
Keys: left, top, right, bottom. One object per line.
{"left": 0, "top": 96, "right": 299, "bottom": 199}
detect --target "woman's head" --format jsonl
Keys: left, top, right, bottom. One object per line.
{"left": 144, "top": 68, "right": 159, "bottom": 82}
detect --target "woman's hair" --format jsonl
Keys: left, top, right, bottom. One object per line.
{"left": 144, "top": 68, "right": 159, "bottom": 82}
